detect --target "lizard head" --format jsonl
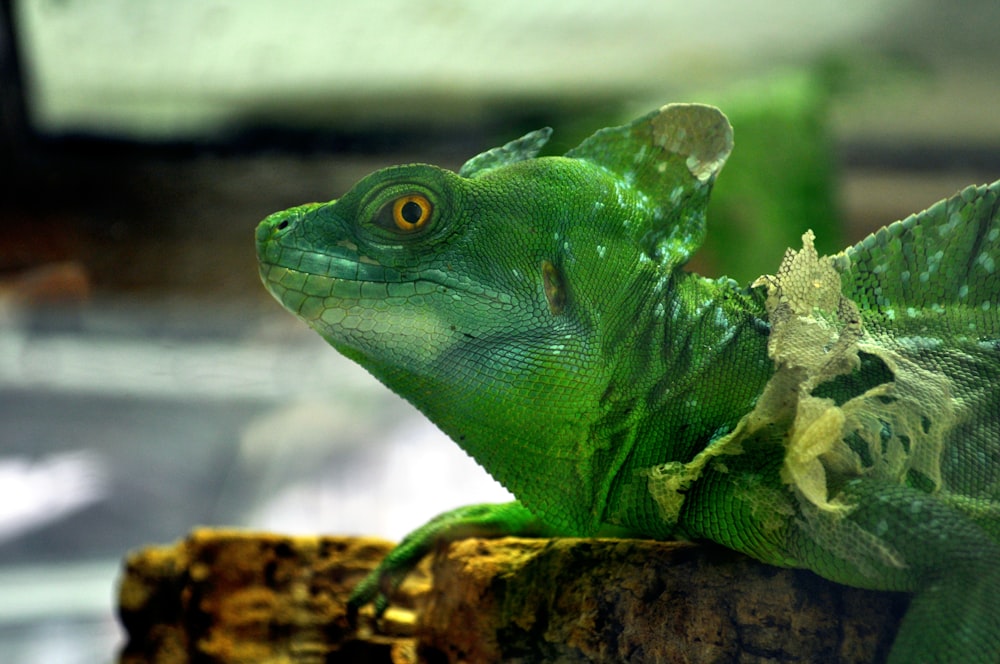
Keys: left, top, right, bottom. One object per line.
{"left": 256, "top": 104, "right": 733, "bottom": 532}
{"left": 255, "top": 158, "right": 578, "bottom": 368}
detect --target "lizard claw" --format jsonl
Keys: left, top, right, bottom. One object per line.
{"left": 345, "top": 557, "right": 409, "bottom": 627}
{"left": 344, "top": 502, "right": 546, "bottom": 628}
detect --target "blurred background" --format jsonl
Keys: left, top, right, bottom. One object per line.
{"left": 1, "top": 0, "right": 998, "bottom": 661}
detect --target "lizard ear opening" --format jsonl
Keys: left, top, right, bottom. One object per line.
{"left": 541, "top": 260, "right": 566, "bottom": 316}
{"left": 459, "top": 127, "right": 553, "bottom": 178}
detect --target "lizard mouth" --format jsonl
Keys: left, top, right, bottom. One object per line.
{"left": 255, "top": 209, "right": 416, "bottom": 321}
{"left": 258, "top": 258, "right": 443, "bottom": 325}
{"left": 256, "top": 229, "right": 430, "bottom": 321}
{"left": 256, "top": 216, "right": 511, "bottom": 329}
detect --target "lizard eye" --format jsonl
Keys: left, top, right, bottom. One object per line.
{"left": 381, "top": 194, "right": 433, "bottom": 232}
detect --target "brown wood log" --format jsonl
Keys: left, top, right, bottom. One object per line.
{"left": 117, "top": 529, "right": 906, "bottom": 663}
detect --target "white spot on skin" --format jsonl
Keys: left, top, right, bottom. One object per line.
{"left": 958, "top": 284, "right": 969, "bottom": 298}
{"left": 686, "top": 155, "right": 711, "bottom": 181}
{"left": 693, "top": 297, "right": 714, "bottom": 318}
{"left": 977, "top": 252, "right": 995, "bottom": 274}
{"left": 654, "top": 302, "right": 665, "bottom": 318}
{"left": 989, "top": 228, "right": 999, "bottom": 242}
{"left": 897, "top": 336, "right": 944, "bottom": 351}
{"left": 939, "top": 211, "right": 961, "bottom": 237}
{"left": 596, "top": 245, "right": 606, "bottom": 258}
{"left": 613, "top": 181, "right": 628, "bottom": 207}
{"left": 712, "top": 306, "right": 730, "bottom": 329}
{"left": 918, "top": 251, "right": 944, "bottom": 283}
{"left": 669, "top": 298, "right": 682, "bottom": 320}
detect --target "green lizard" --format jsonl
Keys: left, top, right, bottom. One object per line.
{"left": 255, "top": 104, "right": 999, "bottom": 662}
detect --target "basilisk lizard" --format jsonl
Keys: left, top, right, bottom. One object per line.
{"left": 256, "top": 104, "right": 999, "bottom": 662}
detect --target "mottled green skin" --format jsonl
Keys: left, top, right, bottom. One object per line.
{"left": 256, "top": 105, "right": 999, "bottom": 662}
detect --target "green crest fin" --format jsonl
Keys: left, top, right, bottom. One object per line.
{"left": 459, "top": 127, "right": 553, "bottom": 178}
{"left": 566, "top": 103, "right": 733, "bottom": 268}
{"left": 836, "top": 180, "right": 1000, "bottom": 337}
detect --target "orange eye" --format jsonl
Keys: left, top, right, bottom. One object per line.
{"left": 392, "top": 194, "right": 432, "bottom": 231}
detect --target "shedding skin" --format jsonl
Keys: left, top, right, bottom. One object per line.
{"left": 256, "top": 104, "right": 1000, "bottom": 662}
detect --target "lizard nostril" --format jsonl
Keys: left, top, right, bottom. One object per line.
{"left": 276, "top": 219, "right": 290, "bottom": 231}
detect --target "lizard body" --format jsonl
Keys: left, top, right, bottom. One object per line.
{"left": 256, "top": 104, "right": 999, "bottom": 662}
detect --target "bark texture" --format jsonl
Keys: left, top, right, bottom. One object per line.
{"left": 117, "top": 529, "right": 906, "bottom": 663}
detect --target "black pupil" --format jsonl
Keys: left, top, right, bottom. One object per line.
{"left": 401, "top": 200, "right": 423, "bottom": 224}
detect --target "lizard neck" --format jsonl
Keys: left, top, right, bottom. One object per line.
{"left": 647, "top": 271, "right": 772, "bottom": 460}
{"left": 597, "top": 271, "right": 773, "bottom": 534}
{"left": 365, "top": 263, "right": 771, "bottom": 538}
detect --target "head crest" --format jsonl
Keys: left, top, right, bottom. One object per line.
{"left": 566, "top": 103, "right": 733, "bottom": 268}
{"left": 459, "top": 127, "right": 553, "bottom": 178}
